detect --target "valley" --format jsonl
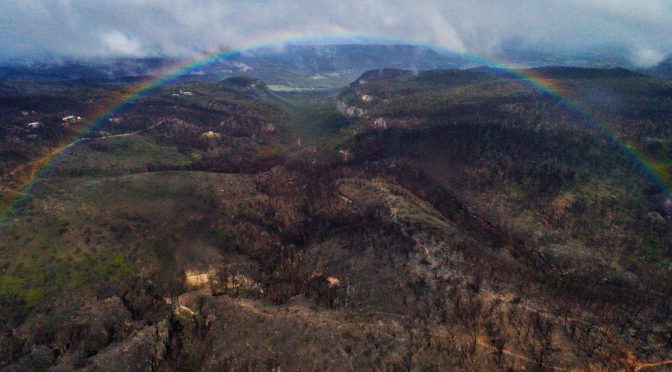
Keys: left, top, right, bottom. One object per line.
{"left": 0, "top": 59, "right": 671, "bottom": 371}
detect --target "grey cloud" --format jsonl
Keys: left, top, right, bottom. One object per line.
{"left": 1, "top": 0, "right": 671, "bottom": 66}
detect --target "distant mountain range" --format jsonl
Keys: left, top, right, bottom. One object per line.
{"left": 233, "top": 44, "right": 470, "bottom": 72}
{"left": 1, "top": 44, "right": 670, "bottom": 88}
{"left": 0, "top": 45, "right": 469, "bottom": 88}
{"left": 0, "top": 58, "right": 174, "bottom": 81}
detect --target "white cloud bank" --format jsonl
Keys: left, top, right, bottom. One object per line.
{"left": 101, "top": 31, "right": 143, "bottom": 56}
{"left": 0, "top": 0, "right": 671, "bottom": 66}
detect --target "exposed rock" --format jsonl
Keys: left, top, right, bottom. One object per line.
{"left": 646, "top": 211, "right": 667, "bottom": 225}
{"left": 260, "top": 123, "right": 276, "bottom": 135}
{"left": 216, "top": 273, "right": 264, "bottom": 296}
{"left": 200, "top": 130, "right": 222, "bottom": 139}
{"left": 326, "top": 276, "right": 341, "bottom": 288}
{"left": 338, "top": 149, "right": 352, "bottom": 162}
{"left": 336, "top": 98, "right": 365, "bottom": 118}
{"left": 16, "top": 296, "right": 133, "bottom": 357}
{"left": 78, "top": 321, "right": 170, "bottom": 372}
{"left": 177, "top": 289, "right": 213, "bottom": 308}
{"left": 372, "top": 117, "right": 388, "bottom": 129}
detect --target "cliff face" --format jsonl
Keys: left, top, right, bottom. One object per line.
{"left": 335, "top": 97, "right": 365, "bottom": 118}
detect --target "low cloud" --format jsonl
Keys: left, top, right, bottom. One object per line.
{"left": 100, "top": 31, "right": 142, "bottom": 56}
{"left": 631, "top": 48, "right": 666, "bottom": 67}
{"left": 1, "top": 0, "right": 671, "bottom": 66}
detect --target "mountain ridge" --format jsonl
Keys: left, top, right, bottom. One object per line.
{"left": 652, "top": 54, "right": 672, "bottom": 79}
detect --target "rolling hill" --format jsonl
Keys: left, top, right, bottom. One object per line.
{"left": 1, "top": 64, "right": 671, "bottom": 370}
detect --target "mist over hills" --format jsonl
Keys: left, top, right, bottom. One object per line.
{"left": 1, "top": 36, "right": 672, "bottom": 370}
{"left": 652, "top": 54, "right": 672, "bottom": 79}
{"left": 2, "top": 44, "right": 667, "bottom": 89}
{"left": 231, "top": 44, "right": 470, "bottom": 72}
{"left": 0, "top": 45, "right": 467, "bottom": 87}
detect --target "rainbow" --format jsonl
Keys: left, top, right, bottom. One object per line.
{"left": 503, "top": 67, "right": 671, "bottom": 196}
{"left": 0, "top": 34, "right": 670, "bottom": 228}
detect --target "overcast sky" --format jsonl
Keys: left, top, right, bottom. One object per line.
{"left": 1, "top": 0, "right": 671, "bottom": 66}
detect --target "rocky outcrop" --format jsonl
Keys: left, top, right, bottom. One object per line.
{"left": 220, "top": 76, "right": 270, "bottom": 98}
{"left": 336, "top": 98, "right": 365, "bottom": 118}
{"left": 79, "top": 321, "right": 170, "bottom": 372}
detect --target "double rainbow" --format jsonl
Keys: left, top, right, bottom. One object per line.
{"left": 0, "top": 35, "right": 669, "bottom": 228}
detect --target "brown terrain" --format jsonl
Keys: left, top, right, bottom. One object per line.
{"left": 0, "top": 68, "right": 671, "bottom": 370}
